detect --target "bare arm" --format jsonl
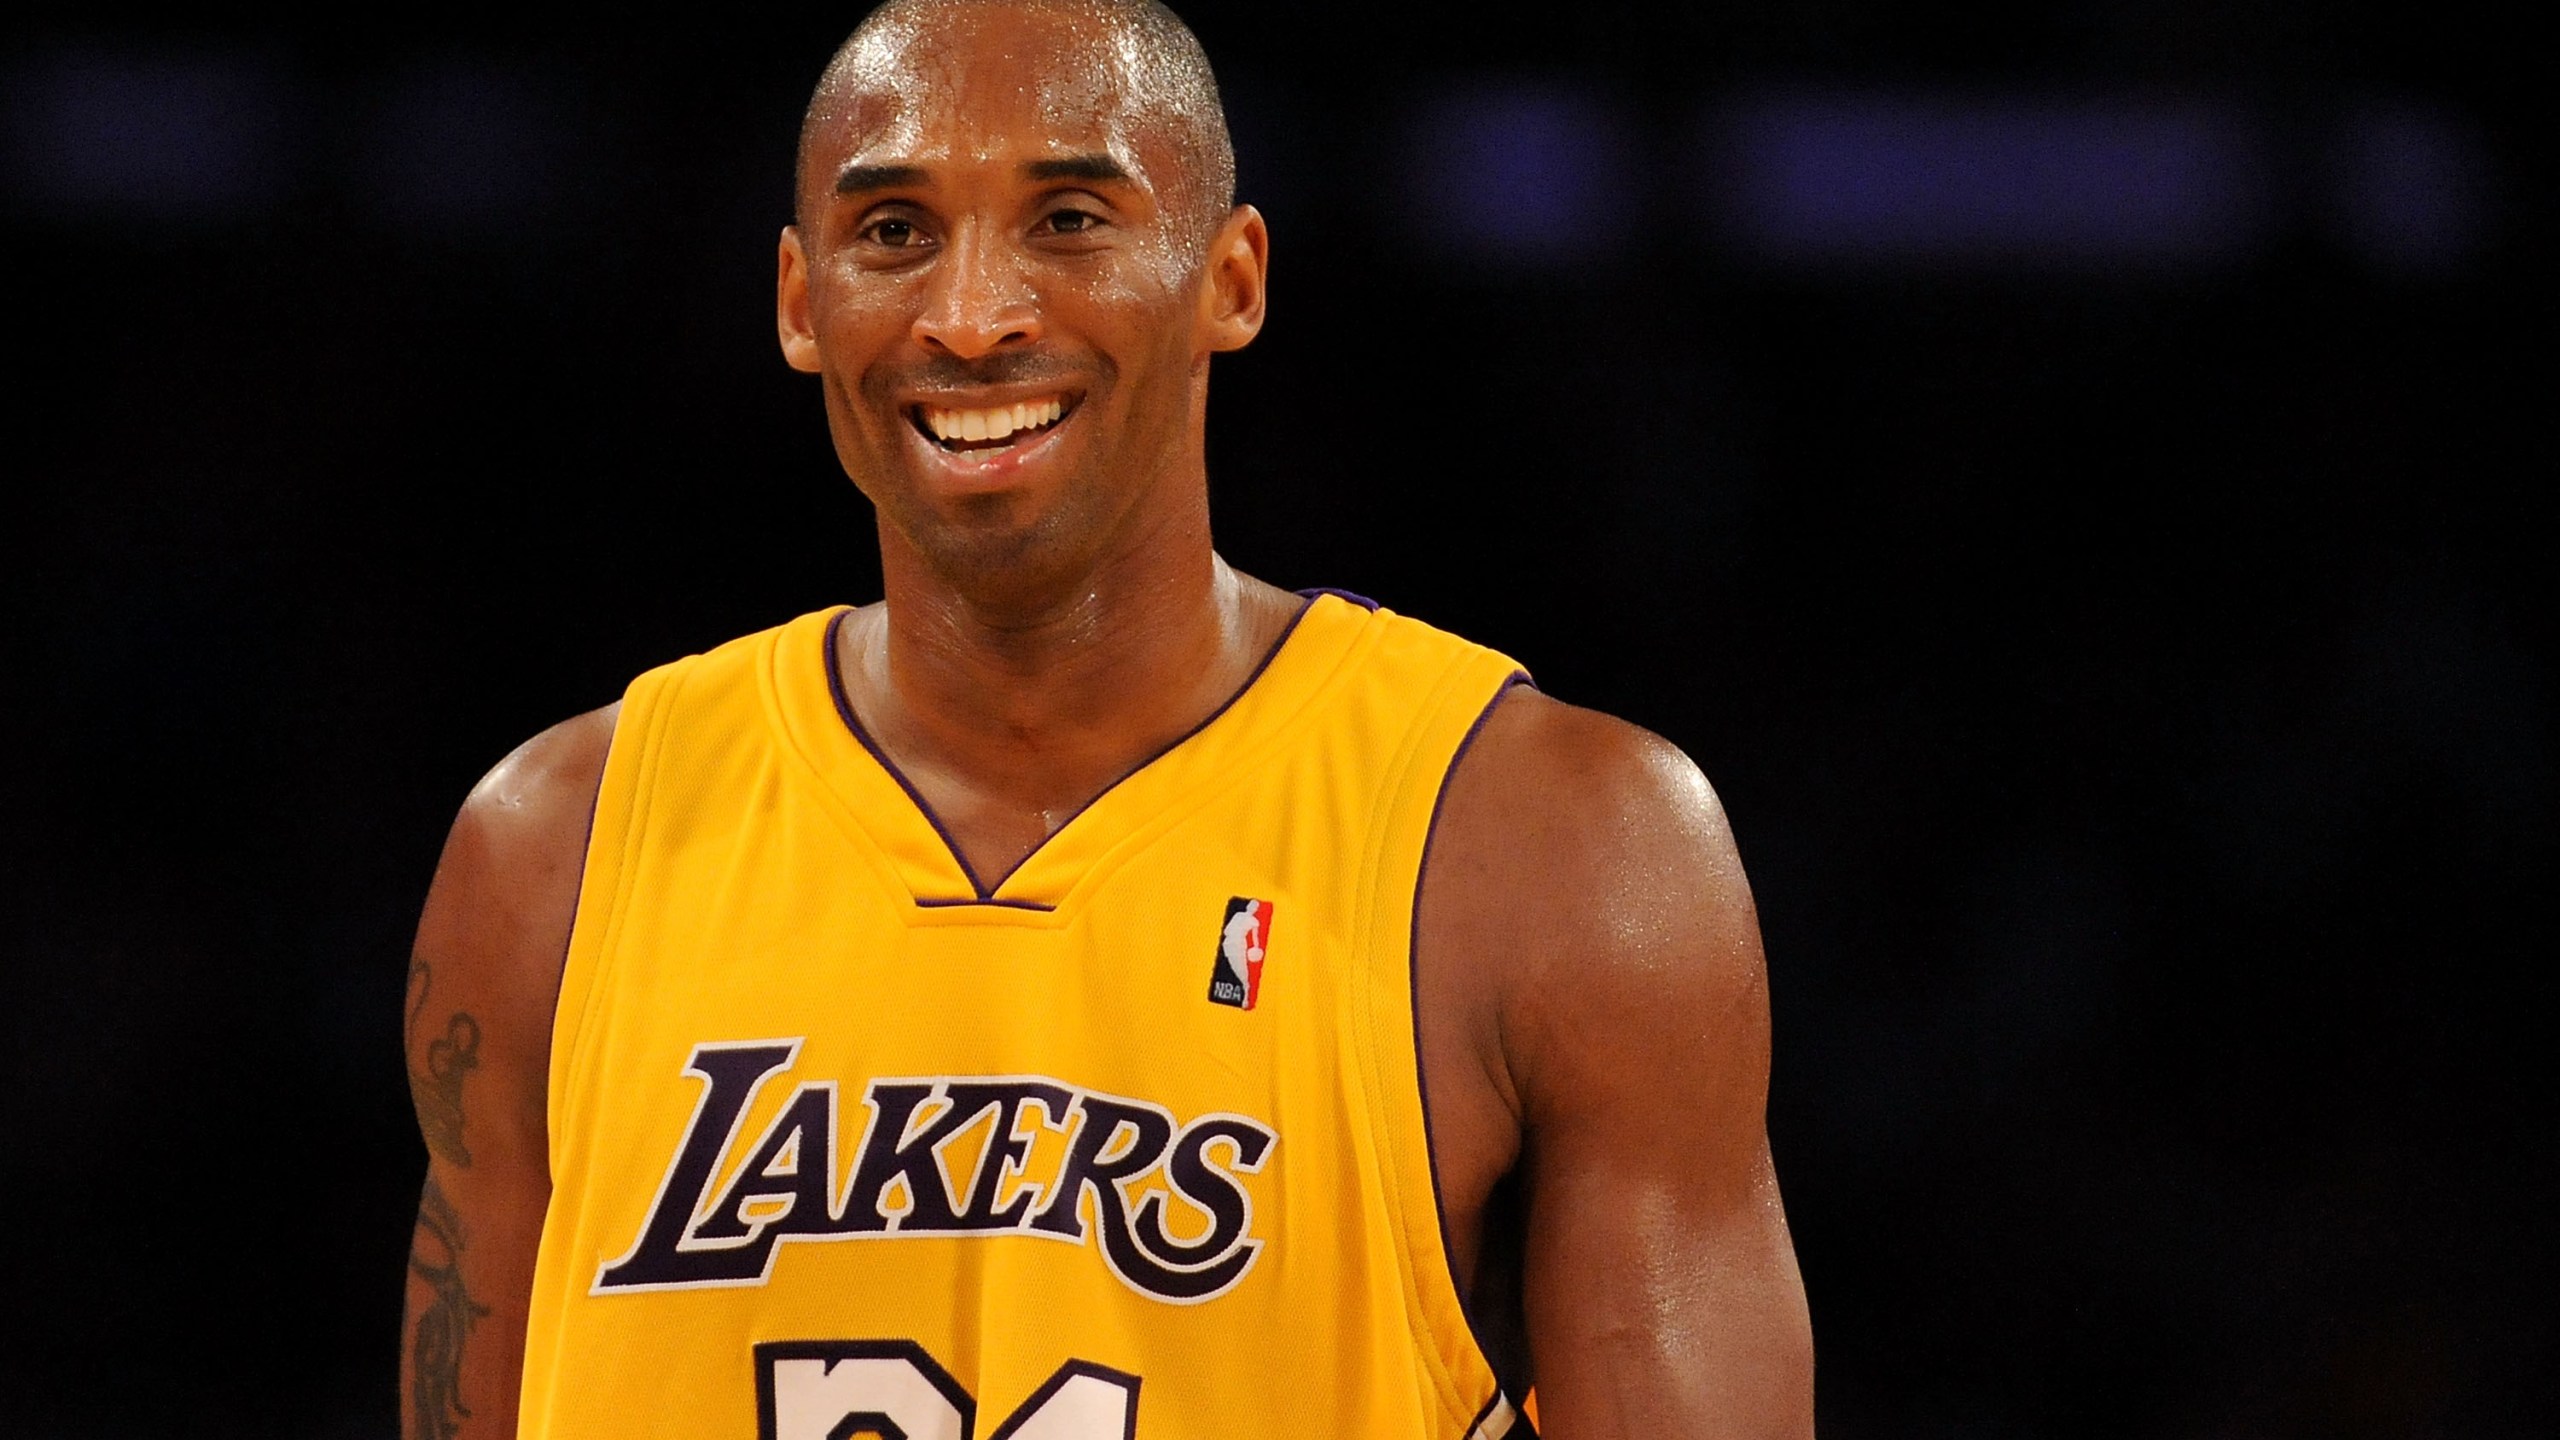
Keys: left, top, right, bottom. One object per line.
{"left": 1423, "top": 690, "right": 1812, "bottom": 1437}
{"left": 400, "top": 706, "right": 615, "bottom": 1440}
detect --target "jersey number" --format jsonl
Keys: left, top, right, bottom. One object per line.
{"left": 756, "top": 1340, "right": 1139, "bottom": 1440}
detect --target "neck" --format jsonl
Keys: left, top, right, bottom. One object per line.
{"left": 880, "top": 492, "right": 1233, "bottom": 753}
{"left": 838, "top": 471, "right": 1299, "bottom": 863}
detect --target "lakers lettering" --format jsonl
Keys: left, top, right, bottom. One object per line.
{"left": 594, "top": 1041, "right": 1276, "bottom": 1304}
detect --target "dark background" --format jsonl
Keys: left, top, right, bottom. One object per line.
{"left": 3, "top": 3, "right": 2548, "bottom": 1435}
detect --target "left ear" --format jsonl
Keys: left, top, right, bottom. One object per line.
{"left": 1197, "top": 203, "right": 1269, "bottom": 353}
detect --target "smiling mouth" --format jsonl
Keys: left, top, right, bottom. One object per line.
{"left": 908, "top": 394, "right": 1076, "bottom": 454}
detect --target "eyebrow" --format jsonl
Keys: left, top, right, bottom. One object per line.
{"left": 1024, "top": 154, "right": 1130, "bottom": 185}
{"left": 835, "top": 163, "right": 931, "bottom": 196}
{"left": 832, "top": 154, "right": 1132, "bottom": 198}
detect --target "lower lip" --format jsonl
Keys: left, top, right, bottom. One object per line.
{"left": 908, "top": 409, "right": 1075, "bottom": 485}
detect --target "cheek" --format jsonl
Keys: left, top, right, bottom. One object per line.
{"left": 1066, "top": 264, "right": 1203, "bottom": 392}
{"left": 812, "top": 287, "right": 918, "bottom": 416}
{"left": 822, "top": 373, "right": 891, "bottom": 472}
{"left": 1097, "top": 236, "right": 1203, "bottom": 319}
{"left": 822, "top": 304, "right": 905, "bottom": 362}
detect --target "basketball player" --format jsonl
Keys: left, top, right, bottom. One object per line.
{"left": 399, "top": 2, "right": 1812, "bottom": 1434}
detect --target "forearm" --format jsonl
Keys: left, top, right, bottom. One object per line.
{"left": 401, "top": 1162, "right": 537, "bottom": 1440}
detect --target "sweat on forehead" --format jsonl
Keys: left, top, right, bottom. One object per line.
{"left": 795, "top": 0, "right": 1236, "bottom": 238}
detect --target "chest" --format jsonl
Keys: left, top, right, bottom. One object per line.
{"left": 522, "top": 601, "right": 1527, "bottom": 1431}
{"left": 564, "top": 780, "right": 1398, "bottom": 1275}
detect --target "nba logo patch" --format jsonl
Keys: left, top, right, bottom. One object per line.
{"left": 1207, "top": 897, "right": 1272, "bottom": 1010}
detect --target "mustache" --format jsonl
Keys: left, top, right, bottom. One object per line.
{"left": 867, "top": 351, "right": 1095, "bottom": 398}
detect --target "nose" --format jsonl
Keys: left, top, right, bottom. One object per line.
{"left": 911, "top": 224, "right": 1041, "bottom": 360}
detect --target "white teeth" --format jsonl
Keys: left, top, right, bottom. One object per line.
{"left": 922, "top": 396, "right": 1068, "bottom": 445}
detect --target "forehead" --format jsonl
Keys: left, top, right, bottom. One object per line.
{"left": 808, "top": 6, "right": 1162, "bottom": 187}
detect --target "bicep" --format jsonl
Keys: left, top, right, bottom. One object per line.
{"left": 1522, "top": 1095, "right": 1810, "bottom": 1435}
{"left": 1490, "top": 717, "right": 1812, "bottom": 1435}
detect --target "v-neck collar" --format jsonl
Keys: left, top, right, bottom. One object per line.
{"left": 770, "top": 590, "right": 1380, "bottom": 914}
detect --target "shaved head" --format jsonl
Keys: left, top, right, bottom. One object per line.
{"left": 797, "top": 0, "right": 1236, "bottom": 244}
{"left": 773, "top": 0, "right": 1270, "bottom": 603}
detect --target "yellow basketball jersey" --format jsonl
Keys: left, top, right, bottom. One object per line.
{"left": 519, "top": 592, "right": 1529, "bottom": 1438}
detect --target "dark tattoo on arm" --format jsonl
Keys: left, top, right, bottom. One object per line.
{"left": 408, "top": 1176, "right": 491, "bottom": 1440}
{"left": 407, "top": 959, "right": 481, "bottom": 1168}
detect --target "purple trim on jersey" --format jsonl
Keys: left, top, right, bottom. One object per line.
{"left": 539, "top": 708, "right": 618, "bottom": 1045}
{"left": 1295, "top": 585, "right": 1381, "bottom": 611}
{"left": 822, "top": 592, "right": 1325, "bottom": 905}
{"left": 959, "top": 590, "right": 1321, "bottom": 897}
{"left": 1411, "top": 671, "right": 1537, "bottom": 1404}
{"left": 823, "top": 607, "right": 999, "bottom": 900}
{"left": 1468, "top": 1387, "right": 1528, "bottom": 1438}
{"left": 911, "top": 896, "right": 1058, "bottom": 913}
{"left": 565, "top": 721, "right": 611, "bottom": 959}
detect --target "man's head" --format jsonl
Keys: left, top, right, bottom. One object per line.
{"left": 777, "top": 0, "right": 1267, "bottom": 612}
{"left": 798, "top": 0, "right": 1236, "bottom": 247}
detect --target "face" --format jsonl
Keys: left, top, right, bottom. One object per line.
{"left": 777, "top": 5, "right": 1266, "bottom": 595}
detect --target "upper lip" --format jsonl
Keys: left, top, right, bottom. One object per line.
{"left": 898, "top": 382, "right": 1083, "bottom": 412}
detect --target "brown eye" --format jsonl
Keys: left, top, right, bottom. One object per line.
{"left": 1044, "top": 209, "right": 1099, "bottom": 235}
{"left": 867, "top": 219, "right": 919, "bottom": 246}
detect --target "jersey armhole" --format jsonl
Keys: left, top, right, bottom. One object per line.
{"left": 1354, "top": 643, "right": 1537, "bottom": 1433}
{"left": 545, "top": 659, "right": 689, "bottom": 1174}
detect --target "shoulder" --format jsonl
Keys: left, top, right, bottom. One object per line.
{"left": 1428, "top": 687, "right": 1766, "bottom": 1112}
{"left": 409, "top": 705, "right": 621, "bottom": 1144}
{"left": 1441, "top": 686, "right": 1749, "bottom": 923}
{"left": 419, "top": 701, "right": 620, "bottom": 980}
{"left": 444, "top": 704, "right": 621, "bottom": 890}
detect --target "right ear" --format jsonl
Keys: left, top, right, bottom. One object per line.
{"left": 1198, "top": 203, "right": 1270, "bottom": 355}
{"left": 777, "top": 226, "right": 823, "bottom": 374}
